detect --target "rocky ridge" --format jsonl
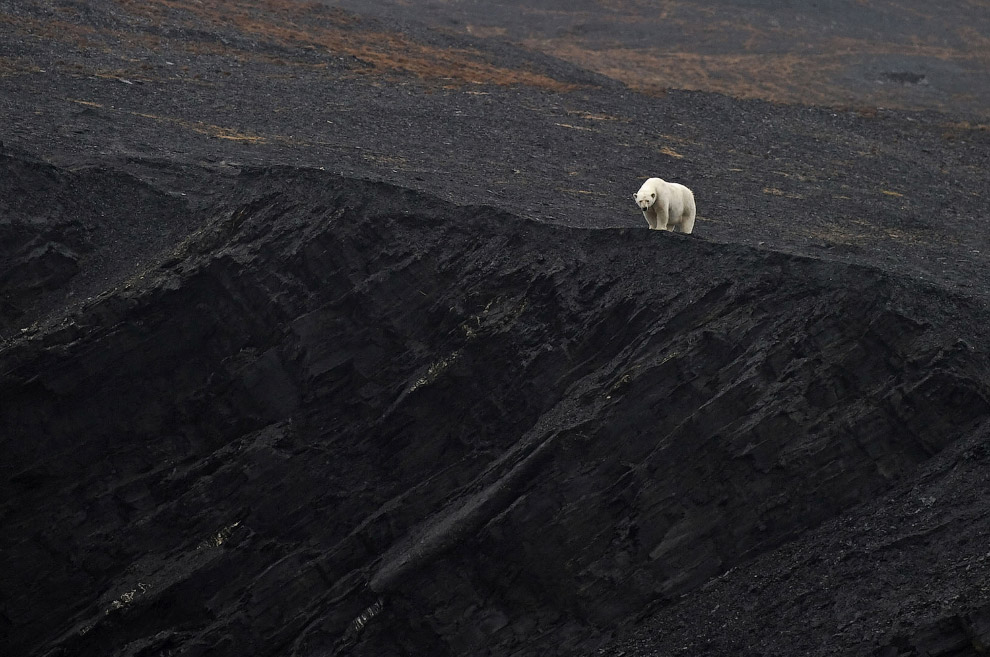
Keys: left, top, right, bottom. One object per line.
{"left": 2, "top": 160, "right": 989, "bottom": 656}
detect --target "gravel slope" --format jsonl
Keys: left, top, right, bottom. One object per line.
{"left": 2, "top": 2, "right": 989, "bottom": 656}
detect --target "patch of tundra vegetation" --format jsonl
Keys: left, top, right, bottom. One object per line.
{"left": 106, "top": 582, "right": 149, "bottom": 614}
{"left": 461, "top": 296, "right": 528, "bottom": 340}
{"left": 409, "top": 351, "right": 462, "bottom": 393}
{"left": 410, "top": 296, "right": 530, "bottom": 393}
{"left": 197, "top": 521, "right": 242, "bottom": 550}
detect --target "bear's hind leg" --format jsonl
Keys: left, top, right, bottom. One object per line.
{"left": 679, "top": 197, "right": 696, "bottom": 234}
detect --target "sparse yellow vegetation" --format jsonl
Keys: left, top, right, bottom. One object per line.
{"left": 106, "top": 582, "right": 148, "bottom": 614}
{"left": 565, "top": 110, "right": 624, "bottom": 121}
{"left": 409, "top": 351, "right": 461, "bottom": 392}
{"left": 557, "top": 188, "right": 609, "bottom": 196}
{"left": 197, "top": 521, "right": 242, "bottom": 549}
{"left": 763, "top": 187, "right": 804, "bottom": 199}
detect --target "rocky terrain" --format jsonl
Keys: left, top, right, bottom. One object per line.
{"left": 2, "top": 2, "right": 990, "bottom": 656}
{"left": 332, "top": 0, "right": 990, "bottom": 116}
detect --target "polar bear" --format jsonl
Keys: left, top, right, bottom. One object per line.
{"left": 633, "top": 178, "right": 696, "bottom": 234}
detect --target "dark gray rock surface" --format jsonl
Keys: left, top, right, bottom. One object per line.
{"left": 1, "top": 2, "right": 990, "bottom": 656}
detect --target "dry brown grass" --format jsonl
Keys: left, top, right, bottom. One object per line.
{"left": 763, "top": 186, "right": 804, "bottom": 199}
{"left": 108, "top": 0, "right": 577, "bottom": 89}
{"left": 0, "top": 14, "right": 111, "bottom": 64}
{"left": 0, "top": 14, "right": 98, "bottom": 40}
{"left": 540, "top": 44, "right": 858, "bottom": 107}
{"left": 555, "top": 123, "right": 596, "bottom": 132}
{"left": 940, "top": 121, "right": 990, "bottom": 141}
{"left": 66, "top": 98, "right": 270, "bottom": 141}
{"left": 0, "top": 56, "right": 42, "bottom": 77}
{"left": 132, "top": 111, "right": 270, "bottom": 141}
{"left": 3, "top": 0, "right": 578, "bottom": 89}
{"left": 522, "top": 18, "right": 990, "bottom": 110}
{"left": 564, "top": 109, "right": 625, "bottom": 121}
{"left": 800, "top": 217, "right": 942, "bottom": 248}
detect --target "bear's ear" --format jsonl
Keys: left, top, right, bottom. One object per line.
{"left": 632, "top": 193, "right": 637, "bottom": 199}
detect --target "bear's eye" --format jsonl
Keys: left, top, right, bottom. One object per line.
{"left": 650, "top": 193, "right": 655, "bottom": 198}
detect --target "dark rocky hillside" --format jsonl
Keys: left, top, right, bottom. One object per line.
{"left": 2, "top": 2, "right": 990, "bottom": 656}
{"left": 332, "top": 0, "right": 990, "bottom": 117}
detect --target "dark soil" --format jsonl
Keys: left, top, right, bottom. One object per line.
{"left": 2, "top": 2, "right": 990, "bottom": 657}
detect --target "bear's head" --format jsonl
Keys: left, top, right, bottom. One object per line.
{"left": 633, "top": 189, "right": 656, "bottom": 211}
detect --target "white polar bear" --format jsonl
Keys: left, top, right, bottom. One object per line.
{"left": 633, "top": 178, "right": 696, "bottom": 234}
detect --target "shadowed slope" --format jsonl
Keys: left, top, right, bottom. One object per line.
{"left": 2, "top": 162, "right": 988, "bottom": 656}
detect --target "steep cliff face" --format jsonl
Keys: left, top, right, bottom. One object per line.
{"left": 3, "top": 160, "right": 988, "bottom": 656}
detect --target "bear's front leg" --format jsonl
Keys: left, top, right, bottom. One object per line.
{"left": 643, "top": 209, "right": 658, "bottom": 229}
{"left": 656, "top": 202, "right": 670, "bottom": 231}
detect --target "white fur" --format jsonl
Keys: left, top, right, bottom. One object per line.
{"left": 632, "top": 178, "right": 696, "bottom": 234}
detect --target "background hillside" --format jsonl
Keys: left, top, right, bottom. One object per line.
{"left": 332, "top": 0, "right": 990, "bottom": 116}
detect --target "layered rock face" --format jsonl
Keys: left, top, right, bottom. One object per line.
{"left": 3, "top": 159, "right": 988, "bottom": 656}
